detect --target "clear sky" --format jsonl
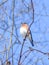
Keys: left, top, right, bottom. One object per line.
{"left": 0, "top": 0, "right": 49, "bottom": 65}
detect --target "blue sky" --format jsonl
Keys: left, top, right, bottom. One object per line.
{"left": 0, "top": 0, "right": 49, "bottom": 65}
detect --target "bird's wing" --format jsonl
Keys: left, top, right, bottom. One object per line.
{"left": 27, "top": 30, "right": 34, "bottom": 46}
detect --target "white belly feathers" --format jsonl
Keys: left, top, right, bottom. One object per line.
{"left": 20, "top": 27, "right": 27, "bottom": 38}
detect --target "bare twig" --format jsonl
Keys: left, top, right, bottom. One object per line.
{"left": 8, "top": 0, "right": 15, "bottom": 65}
{"left": 21, "top": 51, "right": 31, "bottom": 65}
{"left": 29, "top": 0, "right": 34, "bottom": 28}
{"left": 0, "top": 0, "right": 8, "bottom": 7}
{"left": 29, "top": 47, "right": 49, "bottom": 55}
{"left": 5, "top": 44, "right": 8, "bottom": 62}
{"left": 18, "top": 39, "right": 26, "bottom": 65}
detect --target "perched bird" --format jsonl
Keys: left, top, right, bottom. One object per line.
{"left": 20, "top": 23, "right": 34, "bottom": 46}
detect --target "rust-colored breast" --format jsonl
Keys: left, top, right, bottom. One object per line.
{"left": 21, "top": 24, "right": 30, "bottom": 36}
{"left": 21, "top": 24, "right": 29, "bottom": 30}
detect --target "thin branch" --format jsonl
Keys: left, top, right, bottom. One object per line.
{"left": 0, "top": 0, "right": 8, "bottom": 7}
{"left": 29, "top": 0, "right": 34, "bottom": 28}
{"left": 3, "top": 52, "right": 15, "bottom": 64}
{"left": 5, "top": 44, "right": 8, "bottom": 61}
{"left": 18, "top": 39, "right": 26, "bottom": 65}
{"left": 21, "top": 51, "right": 31, "bottom": 65}
{"left": 8, "top": 0, "right": 15, "bottom": 65}
{"left": 29, "top": 47, "right": 49, "bottom": 55}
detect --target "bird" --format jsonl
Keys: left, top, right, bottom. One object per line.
{"left": 20, "top": 23, "right": 34, "bottom": 46}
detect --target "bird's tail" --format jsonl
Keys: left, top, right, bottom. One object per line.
{"left": 28, "top": 30, "right": 34, "bottom": 46}
{"left": 30, "top": 38, "right": 34, "bottom": 46}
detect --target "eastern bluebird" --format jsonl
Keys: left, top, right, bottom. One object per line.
{"left": 20, "top": 23, "right": 34, "bottom": 46}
